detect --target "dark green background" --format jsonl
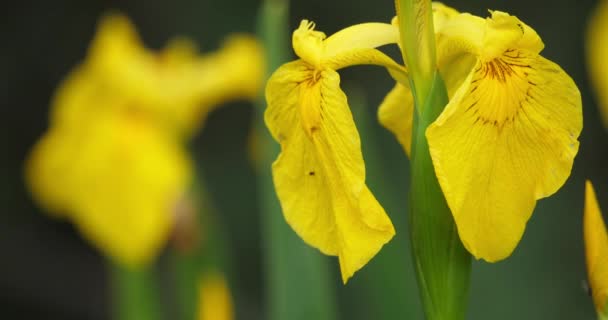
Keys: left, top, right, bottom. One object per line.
{"left": 1, "top": 0, "right": 606, "bottom": 319}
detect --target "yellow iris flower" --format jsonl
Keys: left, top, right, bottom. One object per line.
{"left": 265, "top": 20, "right": 407, "bottom": 282}
{"left": 266, "top": 2, "right": 581, "bottom": 280}
{"left": 587, "top": 0, "right": 608, "bottom": 129}
{"left": 380, "top": 4, "right": 582, "bottom": 262}
{"left": 26, "top": 13, "right": 264, "bottom": 267}
{"left": 585, "top": 181, "right": 608, "bottom": 318}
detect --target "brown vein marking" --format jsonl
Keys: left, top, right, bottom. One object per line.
{"left": 469, "top": 58, "right": 537, "bottom": 130}
{"left": 482, "top": 58, "right": 515, "bottom": 82}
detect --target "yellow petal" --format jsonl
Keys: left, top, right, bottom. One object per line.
{"left": 435, "top": 10, "right": 543, "bottom": 63}
{"left": 198, "top": 272, "right": 234, "bottom": 320}
{"left": 85, "top": 13, "right": 264, "bottom": 136}
{"left": 265, "top": 61, "right": 395, "bottom": 282}
{"left": 292, "top": 20, "right": 326, "bottom": 68}
{"left": 587, "top": 0, "right": 608, "bottom": 129}
{"left": 25, "top": 128, "right": 78, "bottom": 215}
{"left": 323, "top": 22, "right": 399, "bottom": 59}
{"left": 377, "top": 83, "right": 414, "bottom": 156}
{"left": 584, "top": 181, "right": 608, "bottom": 316}
{"left": 32, "top": 85, "right": 192, "bottom": 266}
{"left": 427, "top": 49, "right": 582, "bottom": 261}
{"left": 69, "top": 109, "right": 192, "bottom": 266}
{"left": 291, "top": 19, "right": 404, "bottom": 77}
{"left": 187, "top": 35, "right": 265, "bottom": 132}
{"left": 86, "top": 13, "right": 160, "bottom": 107}
{"left": 431, "top": 2, "right": 460, "bottom": 31}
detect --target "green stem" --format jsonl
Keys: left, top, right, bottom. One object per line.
{"left": 110, "top": 262, "right": 162, "bottom": 320}
{"left": 409, "top": 73, "right": 471, "bottom": 320}
{"left": 255, "top": 1, "right": 337, "bottom": 319}
{"left": 172, "top": 251, "right": 198, "bottom": 320}
{"left": 395, "top": 0, "right": 437, "bottom": 113}
{"left": 396, "top": 0, "right": 472, "bottom": 318}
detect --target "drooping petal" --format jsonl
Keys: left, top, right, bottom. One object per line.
{"left": 584, "top": 181, "right": 608, "bottom": 316}
{"left": 68, "top": 109, "right": 192, "bottom": 266}
{"left": 378, "top": 83, "right": 414, "bottom": 156}
{"left": 265, "top": 61, "right": 395, "bottom": 282}
{"left": 587, "top": 0, "right": 608, "bottom": 129}
{"left": 427, "top": 49, "right": 582, "bottom": 261}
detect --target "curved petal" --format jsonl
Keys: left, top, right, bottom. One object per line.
{"left": 69, "top": 110, "right": 192, "bottom": 266}
{"left": 323, "top": 22, "right": 399, "bottom": 59}
{"left": 378, "top": 83, "right": 414, "bottom": 156}
{"left": 584, "top": 181, "right": 608, "bottom": 316}
{"left": 427, "top": 51, "right": 582, "bottom": 261}
{"left": 325, "top": 47, "right": 407, "bottom": 80}
{"left": 291, "top": 19, "right": 403, "bottom": 76}
{"left": 265, "top": 62, "right": 395, "bottom": 282}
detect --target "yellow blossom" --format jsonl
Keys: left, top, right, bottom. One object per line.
{"left": 78, "top": 13, "right": 264, "bottom": 136}
{"left": 380, "top": 5, "right": 582, "bottom": 261}
{"left": 584, "top": 181, "right": 608, "bottom": 318}
{"left": 265, "top": 20, "right": 406, "bottom": 282}
{"left": 26, "top": 13, "right": 264, "bottom": 267}
{"left": 197, "top": 272, "right": 234, "bottom": 320}
{"left": 587, "top": 0, "right": 608, "bottom": 129}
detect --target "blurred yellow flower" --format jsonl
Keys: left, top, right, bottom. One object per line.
{"left": 380, "top": 5, "right": 582, "bottom": 262}
{"left": 584, "top": 181, "right": 608, "bottom": 318}
{"left": 265, "top": 20, "right": 406, "bottom": 282}
{"left": 26, "top": 13, "right": 264, "bottom": 267}
{"left": 587, "top": 0, "right": 608, "bottom": 129}
{"left": 197, "top": 272, "right": 234, "bottom": 320}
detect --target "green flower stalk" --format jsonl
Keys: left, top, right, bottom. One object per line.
{"left": 396, "top": 1, "right": 471, "bottom": 319}
{"left": 395, "top": 0, "right": 436, "bottom": 112}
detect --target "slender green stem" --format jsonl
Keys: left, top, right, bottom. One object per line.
{"left": 110, "top": 262, "right": 162, "bottom": 320}
{"left": 255, "top": 1, "right": 336, "bottom": 319}
{"left": 396, "top": 0, "right": 472, "bottom": 319}
{"left": 409, "top": 73, "right": 471, "bottom": 320}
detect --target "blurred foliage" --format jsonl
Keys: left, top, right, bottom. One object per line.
{"left": 1, "top": 0, "right": 607, "bottom": 319}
